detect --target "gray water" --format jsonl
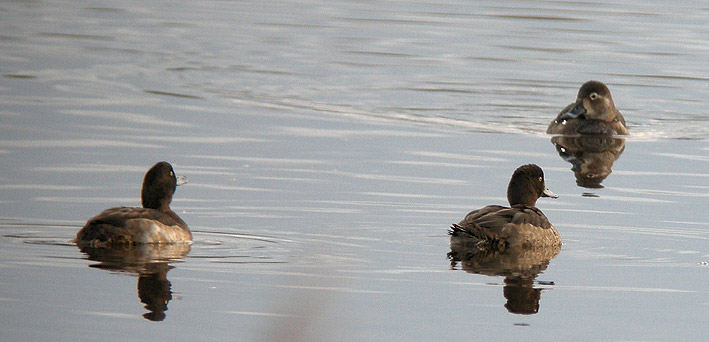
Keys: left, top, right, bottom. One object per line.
{"left": 1, "top": 1, "right": 708, "bottom": 341}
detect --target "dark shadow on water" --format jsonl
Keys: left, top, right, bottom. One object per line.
{"left": 448, "top": 243, "right": 559, "bottom": 315}
{"left": 77, "top": 243, "right": 190, "bottom": 321}
{"left": 551, "top": 135, "right": 625, "bottom": 189}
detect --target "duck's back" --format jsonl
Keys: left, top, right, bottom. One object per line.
{"left": 451, "top": 205, "right": 560, "bottom": 249}
{"left": 76, "top": 207, "right": 191, "bottom": 246}
{"left": 549, "top": 118, "right": 627, "bottom": 135}
{"left": 547, "top": 109, "right": 628, "bottom": 136}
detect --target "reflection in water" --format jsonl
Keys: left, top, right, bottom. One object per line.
{"left": 551, "top": 135, "right": 625, "bottom": 188}
{"left": 77, "top": 244, "right": 190, "bottom": 321}
{"left": 448, "top": 243, "right": 559, "bottom": 315}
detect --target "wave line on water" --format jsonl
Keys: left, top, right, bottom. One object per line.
{"left": 272, "top": 284, "right": 391, "bottom": 294}
{"left": 195, "top": 230, "right": 292, "bottom": 243}
{"left": 563, "top": 223, "right": 709, "bottom": 240}
{"left": 221, "top": 310, "right": 293, "bottom": 318}
{"left": 555, "top": 285, "right": 693, "bottom": 294}
{"left": 233, "top": 96, "right": 540, "bottom": 135}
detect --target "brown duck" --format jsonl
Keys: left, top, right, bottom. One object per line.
{"left": 450, "top": 164, "right": 560, "bottom": 250}
{"left": 75, "top": 161, "right": 191, "bottom": 247}
{"left": 547, "top": 80, "right": 629, "bottom": 135}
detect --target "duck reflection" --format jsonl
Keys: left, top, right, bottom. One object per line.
{"left": 448, "top": 243, "right": 559, "bottom": 315}
{"left": 551, "top": 135, "right": 625, "bottom": 188}
{"left": 77, "top": 244, "right": 190, "bottom": 321}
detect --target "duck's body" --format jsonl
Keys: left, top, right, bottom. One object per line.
{"left": 76, "top": 162, "right": 191, "bottom": 247}
{"left": 451, "top": 205, "right": 559, "bottom": 250}
{"left": 77, "top": 207, "right": 190, "bottom": 246}
{"left": 547, "top": 81, "right": 628, "bottom": 136}
{"left": 450, "top": 164, "right": 560, "bottom": 250}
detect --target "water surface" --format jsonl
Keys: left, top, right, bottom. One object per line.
{"left": 1, "top": 1, "right": 708, "bottom": 341}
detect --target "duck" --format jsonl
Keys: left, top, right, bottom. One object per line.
{"left": 75, "top": 161, "right": 191, "bottom": 247}
{"left": 449, "top": 164, "right": 560, "bottom": 250}
{"left": 547, "top": 80, "right": 629, "bottom": 135}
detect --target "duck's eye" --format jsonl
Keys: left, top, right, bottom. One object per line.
{"left": 169, "top": 171, "right": 174, "bottom": 177}
{"left": 589, "top": 92, "right": 598, "bottom": 100}
{"left": 538, "top": 176, "right": 543, "bottom": 182}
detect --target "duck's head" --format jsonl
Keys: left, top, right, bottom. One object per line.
{"left": 141, "top": 161, "right": 185, "bottom": 210}
{"left": 507, "top": 164, "right": 557, "bottom": 207}
{"left": 561, "top": 81, "right": 618, "bottom": 122}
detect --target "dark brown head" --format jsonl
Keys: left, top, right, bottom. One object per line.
{"left": 564, "top": 80, "right": 618, "bottom": 122}
{"left": 506, "top": 164, "right": 557, "bottom": 207}
{"left": 141, "top": 161, "right": 178, "bottom": 211}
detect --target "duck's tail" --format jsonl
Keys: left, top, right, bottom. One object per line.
{"left": 449, "top": 223, "right": 506, "bottom": 252}
{"left": 448, "top": 223, "right": 467, "bottom": 236}
{"left": 448, "top": 223, "right": 487, "bottom": 245}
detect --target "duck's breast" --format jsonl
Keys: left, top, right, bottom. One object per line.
{"left": 500, "top": 222, "right": 561, "bottom": 248}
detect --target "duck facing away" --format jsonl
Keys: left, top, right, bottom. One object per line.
{"left": 547, "top": 80, "right": 629, "bottom": 135}
{"left": 449, "top": 164, "right": 560, "bottom": 250}
{"left": 75, "top": 161, "right": 191, "bottom": 247}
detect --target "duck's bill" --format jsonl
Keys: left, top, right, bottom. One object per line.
{"left": 176, "top": 175, "right": 188, "bottom": 186}
{"left": 542, "top": 188, "right": 558, "bottom": 198}
{"left": 559, "top": 100, "right": 586, "bottom": 120}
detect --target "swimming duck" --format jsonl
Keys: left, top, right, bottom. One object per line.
{"left": 449, "top": 164, "right": 560, "bottom": 250}
{"left": 75, "top": 161, "right": 191, "bottom": 246}
{"left": 547, "top": 80, "right": 629, "bottom": 135}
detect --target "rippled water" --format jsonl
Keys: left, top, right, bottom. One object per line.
{"left": 1, "top": 1, "right": 708, "bottom": 341}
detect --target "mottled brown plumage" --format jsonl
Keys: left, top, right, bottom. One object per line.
{"left": 449, "top": 164, "right": 560, "bottom": 250}
{"left": 75, "top": 161, "right": 191, "bottom": 247}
